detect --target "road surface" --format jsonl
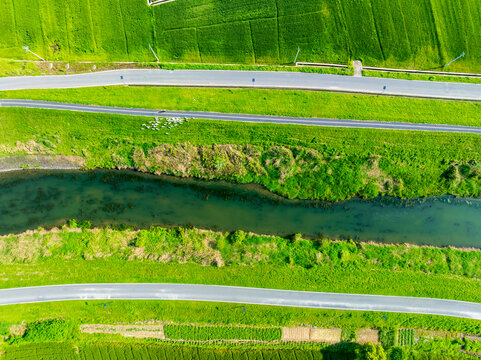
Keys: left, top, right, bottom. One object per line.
{"left": 1, "top": 99, "right": 481, "bottom": 134}
{"left": 1, "top": 284, "right": 480, "bottom": 320}
{"left": 1, "top": 69, "right": 481, "bottom": 101}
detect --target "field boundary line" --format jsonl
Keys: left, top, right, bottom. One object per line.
{"left": 148, "top": 0, "right": 176, "bottom": 6}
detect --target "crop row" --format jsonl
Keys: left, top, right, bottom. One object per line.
{"left": 397, "top": 329, "right": 415, "bottom": 347}
{"left": 164, "top": 324, "right": 282, "bottom": 341}
{"left": 3, "top": 343, "right": 325, "bottom": 360}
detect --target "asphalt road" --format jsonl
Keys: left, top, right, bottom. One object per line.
{"left": 1, "top": 284, "right": 480, "bottom": 320}
{"left": 1, "top": 69, "right": 481, "bottom": 101}
{"left": 1, "top": 99, "right": 481, "bottom": 134}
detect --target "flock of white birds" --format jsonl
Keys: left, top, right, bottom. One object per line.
{"left": 141, "top": 117, "right": 188, "bottom": 135}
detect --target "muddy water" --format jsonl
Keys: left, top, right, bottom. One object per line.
{"left": 1, "top": 169, "right": 480, "bottom": 247}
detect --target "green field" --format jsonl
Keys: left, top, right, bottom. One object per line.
{"left": 1, "top": 342, "right": 329, "bottom": 360}
{"left": 1, "top": 0, "right": 481, "bottom": 71}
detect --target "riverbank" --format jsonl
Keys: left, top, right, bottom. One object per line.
{"left": 3, "top": 225, "right": 481, "bottom": 304}
{"left": 2, "top": 108, "right": 481, "bottom": 202}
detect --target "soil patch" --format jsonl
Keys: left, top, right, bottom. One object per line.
{"left": 80, "top": 324, "right": 165, "bottom": 339}
{"left": 356, "top": 329, "right": 379, "bottom": 344}
{"left": 0, "top": 155, "right": 84, "bottom": 172}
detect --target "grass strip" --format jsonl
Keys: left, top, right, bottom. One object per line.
{"left": 2, "top": 86, "right": 481, "bottom": 127}
{"left": 363, "top": 70, "right": 481, "bottom": 84}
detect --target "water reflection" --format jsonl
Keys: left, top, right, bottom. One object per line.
{"left": 0, "top": 169, "right": 481, "bottom": 247}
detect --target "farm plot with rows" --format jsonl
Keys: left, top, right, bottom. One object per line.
{"left": 3, "top": 343, "right": 325, "bottom": 360}
{"left": 1, "top": 0, "right": 481, "bottom": 70}
{"left": 164, "top": 324, "right": 282, "bottom": 341}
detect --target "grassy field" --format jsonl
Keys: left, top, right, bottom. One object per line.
{"left": 1, "top": 107, "right": 481, "bottom": 201}
{"left": 3, "top": 86, "right": 481, "bottom": 127}
{"left": 1, "top": 0, "right": 481, "bottom": 71}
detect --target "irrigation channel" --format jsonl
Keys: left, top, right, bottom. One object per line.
{"left": 1, "top": 169, "right": 480, "bottom": 247}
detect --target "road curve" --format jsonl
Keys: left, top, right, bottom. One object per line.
{"left": 1, "top": 99, "right": 481, "bottom": 134}
{"left": 1, "top": 69, "right": 481, "bottom": 101}
{"left": 1, "top": 284, "right": 480, "bottom": 320}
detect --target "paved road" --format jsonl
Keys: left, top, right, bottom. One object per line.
{"left": 1, "top": 69, "right": 481, "bottom": 101}
{"left": 2, "top": 99, "right": 481, "bottom": 134}
{"left": 1, "top": 284, "right": 480, "bottom": 320}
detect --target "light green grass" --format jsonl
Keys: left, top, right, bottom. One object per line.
{"left": 364, "top": 70, "right": 481, "bottom": 84}
{"left": 2, "top": 0, "right": 481, "bottom": 71}
{"left": 2, "top": 86, "right": 481, "bottom": 127}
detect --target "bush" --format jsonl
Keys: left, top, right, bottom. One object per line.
{"left": 10, "top": 319, "right": 75, "bottom": 343}
{"left": 355, "top": 343, "right": 387, "bottom": 360}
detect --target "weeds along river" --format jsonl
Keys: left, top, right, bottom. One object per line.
{"left": 1, "top": 169, "right": 481, "bottom": 247}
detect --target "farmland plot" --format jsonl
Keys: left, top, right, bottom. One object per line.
{"left": 2, "top": 0, "right": 481, "bottom": 70}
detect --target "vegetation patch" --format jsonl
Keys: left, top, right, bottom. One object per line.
{"left": 4, "top": 86, "right": 481, "bottom": 127}
{"left": 163, "top": 324, "right": 281, "bottom": 342}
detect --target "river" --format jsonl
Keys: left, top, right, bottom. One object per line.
{"left": 1, "top": 169, "right": 480, "bottom": 247}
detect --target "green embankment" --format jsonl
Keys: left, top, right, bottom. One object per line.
{"left": 3, "top": 226, "right": 481, "bottom": 335}
{"left": 1, "top": 0, "right": 481, "bottom": 71}
{"left": 3, "top": 86, "right": 481, "bottom": 127}
{"left": 1, "top": 107, "right": 481, "bottom": 201}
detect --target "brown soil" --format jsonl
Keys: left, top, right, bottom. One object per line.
{"left": 80, "top": 324, "right": 165, "bottom": 339}
{"left": 356, "top": 329, "right": 379, "bottom": 344}
{"left": 0, "top": 154, "right": 85, "bottom": 172}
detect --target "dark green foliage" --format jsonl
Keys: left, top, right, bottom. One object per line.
{"left": 355, "top": 342, "right": 387, "bottom": 360}
{"left": 388, "top": 347, "right": 407, "bottom": 360}
{"left": 164, "top": 324, "right": 282, "bottom": 341}
{"left": 10, "top": 319, "right": 75, "bottom": 343}
{"left": 379, "top": 330, "right": 396, "bottom": 348}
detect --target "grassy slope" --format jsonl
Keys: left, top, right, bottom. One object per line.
{"left": 3, "top": 86, "right": 481, "bottom": 127}
{"left": 1, "top": 107, "right": 481, "bottom": 200}
{"left": 3, "top": 227, "right": 481, "bottom": 302}
{"left": 1, "top": 0, "right": 481, "bottom": 71}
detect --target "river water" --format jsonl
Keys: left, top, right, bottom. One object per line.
{"left": 1, "top": 169, "right": 480, "bottom": 247}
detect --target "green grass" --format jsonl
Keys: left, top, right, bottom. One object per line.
{"left": 163, "top": 324, "right": 281, "bottom": 341}
{"left": 3, "top": 86, "right": 481, "bottom": 127}
{"left": 1, "top": 106, "right": 481, "bottom": 201}
{"left": 364, "top": 70, "right": 481, "bottom": 84}
{"left": 2, "top": 0, "right": 481, "bottom": 71}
